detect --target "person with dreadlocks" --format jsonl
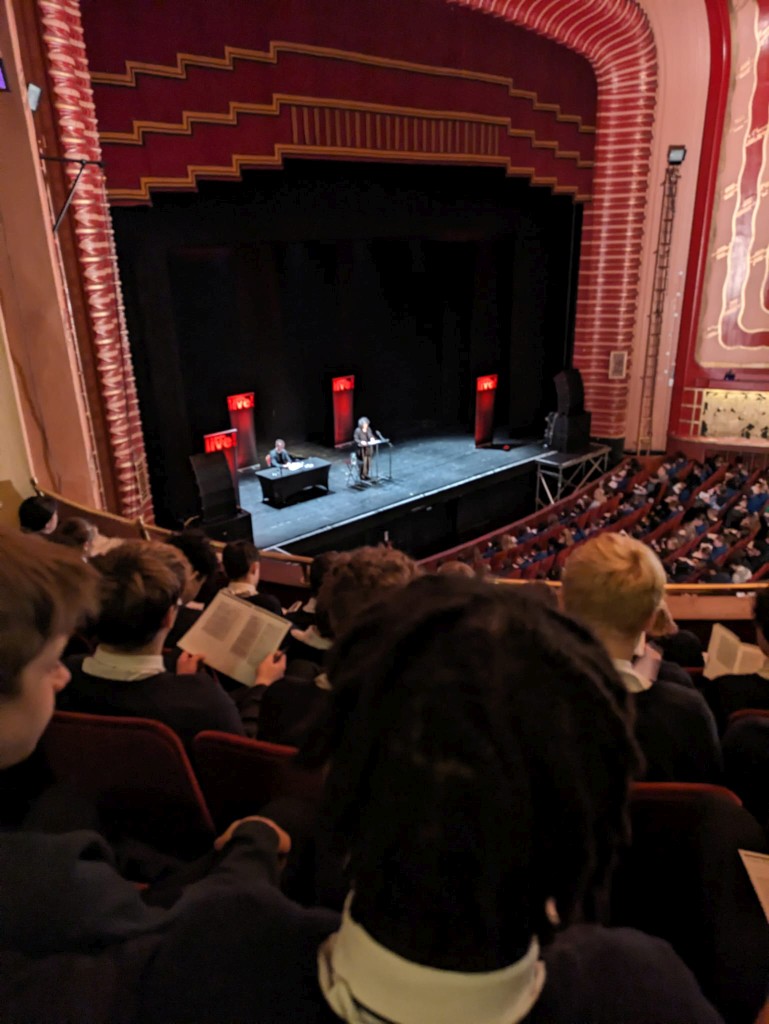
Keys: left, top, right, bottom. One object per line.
{"left": 142, "top": 575, "right": 721, "bottom": 1024}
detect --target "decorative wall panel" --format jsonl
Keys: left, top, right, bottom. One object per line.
{"left": 37, "top": 0, "right": 153, "bottom": 518}
{"left": 697, "top": 0, "right": 769, "bottom": 364}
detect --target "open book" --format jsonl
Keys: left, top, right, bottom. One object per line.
{"left": 178, "top": 591, "right": 290, "bottom": 687}
{"left": 739, "top": 851, "right": 769, "bottom": 924}
{"left": 704, "top": 622, "right": 766, "bottom": 680}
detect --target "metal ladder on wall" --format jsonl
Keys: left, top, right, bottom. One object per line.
{"left": 635, "top": 164, "right": 682, "bottom": 454}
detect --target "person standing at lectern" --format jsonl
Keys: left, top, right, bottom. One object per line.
{"left": 269, "top": 438, "right": 291, "bottom": 467}
{"left": 354, "top": 416, "right": 375, "bottom": 480}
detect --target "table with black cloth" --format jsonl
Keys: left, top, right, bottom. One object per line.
{"left": 255, "top": 458, "right": 331, "bottom": 507}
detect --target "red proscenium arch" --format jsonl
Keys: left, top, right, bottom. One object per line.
{"left": 450, "top": 0, "right": 658, "bottom": 441}
{"left": 43, "top": 0, "right": 662, "bottom": 508}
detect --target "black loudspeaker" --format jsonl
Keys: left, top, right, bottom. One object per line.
{"left": 190, "top": 452, "right": 237, "bottom": 522}
{"left": 551, "top": 411, "right": 591, "bottom": 453}
{"left": 554, "top": 369, "right": 585, "bottom": 416}
{"left": 199, "top": 509, "right": 253, "bottom": 543}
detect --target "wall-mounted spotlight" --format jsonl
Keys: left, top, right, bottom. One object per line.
{"left": 667, "top": 145, "right": 687, "bottom": 166}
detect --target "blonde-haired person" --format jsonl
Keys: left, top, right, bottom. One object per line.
{"left": 562, "top": 533, "right": 665, "bottom": 671}
{"left": 562, "top": 533, "right": 722, "bottom": 783}
{"left": 59, "top": 541, "right": 280, "bottom": 748}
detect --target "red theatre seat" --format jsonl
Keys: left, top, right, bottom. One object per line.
{"left": 193, "top": 731, "right": 324, "bottom": 830}
{"left": 41, "top": 711, "right": 215, "bottom": 858}
{"left": 727, "top": 707, "right": 769, "bottom": 727}
{"left": 613, "top": 781, "right": 768, "bottom": 1024}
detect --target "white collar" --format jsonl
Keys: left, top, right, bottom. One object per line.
{"left": 83, "top": 646, "right": 166, "bottom": 682}
{"left": 224, "top": 581, "right": 257, "bottom": 597}
{"left": 317, "top": 896, "right": 545, "bottom": 1024}
{"left": 613, "top": 658, "right": 653, "bottom": 693}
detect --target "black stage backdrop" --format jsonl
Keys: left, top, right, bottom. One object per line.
{"left": 113, "top": 162, "right": 581, "bottom": 525}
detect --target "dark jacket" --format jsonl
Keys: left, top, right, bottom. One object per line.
{"left": 0, "top": 822, "right": 337, "bottom": 1024}
{"left": 700, "top": 670, "right": 769, "bottom": 734}
{"left": 633, "top": 680, "right": 722, "bottom": 783}
{"left": 60, "top": 656, "right": 244, "bottom": 748}
{"left": 141, "top": 912, "right": 723, "bottom": 1024}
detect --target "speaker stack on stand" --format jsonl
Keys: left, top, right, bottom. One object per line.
{"left": 188, "top": 452, "right": 254, "bottom": 542}
{"left": 545, "top": 369, "right": 591, "bottom": 453}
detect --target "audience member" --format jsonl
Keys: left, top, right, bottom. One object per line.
{"left": 59, "top": 541, "right": 247, "bottom": 747}
{"left": 435, "top": 559, "right": 476, "bottom": 578}
{"left": 18, "top": 494, "right": 58, "bottom": 535}
{"left": 181, "top": 576, "right": 726, "bottom": 1024}
{"left": 222, "top": 540, "right": 283, "bottom": 616}
{"left": 315, "top": 544, "right": 419, "bottom": 639}
{"left": 562, "top": 534, "right": 722, "bottom": 782}
{"left": 166, "top": 525, "right": 223, "bottom": 605}
{"left": 259, "top": 546, "right": 418, "bottom": 746}
{"left": 50, "top": 516, "right": 97, "bottom": 558}
{"left": 0, "top": 525, "right": 336, "bottom": 1024}
{"left": 700, "top": 589, "right": 769, "bottom": 733}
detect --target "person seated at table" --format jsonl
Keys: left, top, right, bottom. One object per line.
{"left": 269, "top": 439, "right": 293, "bottom": 467}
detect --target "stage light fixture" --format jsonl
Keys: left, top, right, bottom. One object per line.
{"left": 667, "top": 145, "right": 686, "bottom": 166}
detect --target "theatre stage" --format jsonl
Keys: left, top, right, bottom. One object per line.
{"left": 238, "top": 433, "right": 552, "bottom": 557}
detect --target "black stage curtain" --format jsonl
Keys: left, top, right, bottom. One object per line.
{"left": 113, "top": 162, "right": 580, "bottom": 525}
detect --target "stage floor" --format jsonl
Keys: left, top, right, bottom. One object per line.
{"left": 239, "top": 433, "right": 550, "bottom": 552}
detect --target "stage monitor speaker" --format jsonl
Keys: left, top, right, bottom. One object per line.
{"left": 199, "top": 509, "right": 253, "bottom": 543}
{"left": 554, "top": 369, "right": 585, "bottom": 416}
{"left": 551, "top": 411, "right": 591, "bottom": 453}
{"left": 190, "top": 451, "right": 237, "bottom": 522}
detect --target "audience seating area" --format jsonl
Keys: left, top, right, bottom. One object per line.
{"left": 5, "top": 462, "right": 769, "bottom": 1024}
{"left": 424, "top": 453, "right": 769, "bottom": 585}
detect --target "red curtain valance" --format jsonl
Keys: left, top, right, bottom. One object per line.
{"left": 80, "top": 0, "right": 596, "bottom": 205}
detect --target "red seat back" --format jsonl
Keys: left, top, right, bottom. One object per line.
{"left": 41, "top": 711, "right": 215, "bottom": 856}
{"left": 615, "top": 780, "right": 768, "bottom": 1023}
{"left": 193, "top": 730, "right": 324, "bottom": 830}
{"left": 728, "top": 707, "right": 769, "bottom": 726}
{"left": 631, "top": 781, "right": 742, "bottom": 806}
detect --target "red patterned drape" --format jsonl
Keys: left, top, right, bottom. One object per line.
{"left": 453, "top": 0, "right": 657, "bottom": 439}
{"left": 37, "top": 0, "right": 153, "bottom": 519}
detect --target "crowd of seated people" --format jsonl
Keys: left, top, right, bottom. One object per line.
{"left": 2, "top": 491, "right": 769, "bottom": 1023}
{"left": 435, "top": 452, "right": 769, "bottom": 586}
